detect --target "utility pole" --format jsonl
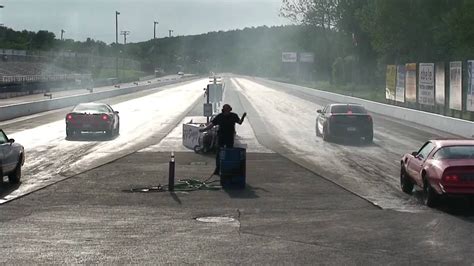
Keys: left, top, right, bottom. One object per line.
{"left": 121, "top": 30, "right": 130, "bottom": 44}
{"left": 0, "top": 5, "right": 4, "bottom": 26}
{"left": 154, "top": 21, "right": 159, "bottom": 39}
{"left": 60, "top": 29, "right": 65, "bottom": 41}
{"left": 115, "top": 11, "right": 120, "bottom": 44}
{"left": 168, "top": 29, "right": 173, "bottom": 37}
{"left": 115, "top": 11, "right": 120, "bottom": 79}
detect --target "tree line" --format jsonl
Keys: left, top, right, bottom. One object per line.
{"left": 3, "top": 1, "right": 473, "bottom": 85}
{"left": 281, "top": 0, "right": 474, "bottom": 85}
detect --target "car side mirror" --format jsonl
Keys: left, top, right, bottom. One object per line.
{"left": 411, "top": 151, "right": 417, "bottom": 156}
{"left": 8, "top": 138, "right": 15, "bottom": 144}
{"left": 115, "top": 111, "right": 119, "bottom": 114}
{"left": 317, "top": 110, "right": 322, "bottom": 114}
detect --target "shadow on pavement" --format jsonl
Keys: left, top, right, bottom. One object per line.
{"left": 223, "top": 184, "right": 263, "bottom": 199}
{"left": 169, "top": 192, "right": 182, "bottom": 205}
{"left": 413, "top": 190, "right": 474, "bottom": 221}
{"left": 327, "top": 137, "right": 376, "bottom": 147}
{"left": 66, "top": 133, "right": 119, "bottom": 142}
{"left": 0, "top": 181, "right": 20, "bottom": 199}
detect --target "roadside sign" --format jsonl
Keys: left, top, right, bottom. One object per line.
{"left": 385, "top": 65, "right": 396, "bottom": 101}
{"left": 467, "top": 60, "right": 474, "bottom": 111}
{"left": 418, "top": 63, "right": 435, "bottom": 106}
{"left": 183, "top": 123, "right": 201, "bottom": 150}
{"left": 395, "top": 65, "right": 406, "bottom": 103}
{"left": 203, "top": 103, "right": 212, "bottom": 117}
{"left": 405, "top": 63, "right": 417, "bottom": 103}
{"left": 449, "top": 61, "right": 462, "bottom": 110}
{"left": 207, "top": 84, "right": 223, "bottom": 103}
{"left": 282, "top": 52, "right": 297, "bottom": 63}
{"left": 299, "top": 52, "right": 314, "bottom": 63}
{"left": 435, "top": 62, "right": 445, "bottom": 106}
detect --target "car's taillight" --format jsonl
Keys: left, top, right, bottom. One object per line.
{"left": 66, "top": 114, "right": 73, "bottom": 121}
{"left": 443, "top": 174, "right": 460, "bottom": 183}
{"left": 102, "top": 114, "right": 109, "bottom": 121}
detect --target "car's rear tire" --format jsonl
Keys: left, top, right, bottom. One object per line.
{"left": 8, "top": 159, "right": 22, "bottom": 184}
{"left": 316, "top": 121, "right": 322, "bottom": 137}
{"left": 322, "top": 125, "right": 331, "bottom": 142}
{"left": 115, "top": 122, "right": 120, "bottom": 136}
{"left": 423, "top": 178, "right": 440, "bottom": 208}
{"left": 66, "top": 127, "right": 73, "bottom": 139}
{"left": 400, "top": 166, "right": 413, "bottom": 194}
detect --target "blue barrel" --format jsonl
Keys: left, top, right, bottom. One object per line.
{"left": 219, "top": 148, "right": 246, "bottom": 189}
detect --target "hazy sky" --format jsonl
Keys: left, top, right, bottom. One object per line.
{"left": 0, "top": 0, "right": 288, "bottom": 44}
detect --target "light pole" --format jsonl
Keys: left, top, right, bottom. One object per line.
{"left": 0, "top": 5, "right": 4, "bottom": 26}
{"left": 115, "top": 11, "right": 120, "bottom": 44}
{"left": 168, "top": 29, "right": 173, "bottom": 37}
{"left": 115, "top": 11, "right": 120, "bottom": 79}
{"left": 154, "top": 21, "right": 159, "bottom": 39}
{"left": 60, "top": 29, "right": 65, "bottom": 41}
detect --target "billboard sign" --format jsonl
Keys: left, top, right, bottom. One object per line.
{"left": 282, "top": 52, "right": 297, "bottom": 63}
{"left": 299, "top": 52, "right": 314, "bottom": 63}
{"left": 385, "top": 65, "right": 396, "bottom": 101}
{"left": 405, "top": 63, "right": 417, "bottom": 103}
{"left": 396, "top": 65, "right": 406, "bottom": 103}
{"left": 449, "top": 61, "right": 462, "bottom": 110}
{"left": 468, "top": 60, "right": 474, "bottom": 111}
{"left": 435, "top": 62, "right": 445, "bottom": 106}
{"left": 418, "top": 63, "right": 435, "bottom": 106}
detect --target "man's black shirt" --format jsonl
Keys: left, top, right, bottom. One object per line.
{"left": 211, "top": 112, "right": 241, "bottom": 138}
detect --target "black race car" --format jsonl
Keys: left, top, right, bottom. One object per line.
{"left": 316, "top": 103, "right": 373, "bottom": 143}
{"left": 66, "top": 103, "right": 120, "bottom": 139}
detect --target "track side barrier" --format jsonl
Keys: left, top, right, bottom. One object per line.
{"left": 0, "top": 76, "right": 199, "bottom": 121}
{"left": 258, "top": 78, "right": 474, "bottom": 138}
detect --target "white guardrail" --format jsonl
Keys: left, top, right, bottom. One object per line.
{"left": 0, "top": 76, "right": 198, "bottom": 122}
{"left": 260, "top": 78, "right": 474, "bottom": 138}
{"left": 2, "top": 74, "right": 92, "bottom": 83}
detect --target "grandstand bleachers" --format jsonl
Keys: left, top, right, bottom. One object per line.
{"left": 0, "top": 61, "right": 91, "bottom": 85}
{"left": 0, "top": 62, "right": 71, "bottom": 77}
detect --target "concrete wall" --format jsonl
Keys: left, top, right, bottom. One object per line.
{"left": 0, "top": 76, "right": 198, "bottom": 122}
{"left": 261, "top": 79, "right": 474, "bottom": 138}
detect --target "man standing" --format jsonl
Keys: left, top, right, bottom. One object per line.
{"left": 200, "top": 104, "right": 246, "bottom": 175}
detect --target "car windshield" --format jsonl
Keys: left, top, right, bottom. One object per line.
{"left": 73, "top": 104, "right": 110, "bottom": 113}
{"left": 433, "top": 145, "right": 474, "bottom": 160}
{"left": 331, "top": 105, "right": 367, "bottom": 114}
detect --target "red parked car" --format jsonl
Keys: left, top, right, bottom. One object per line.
{"left": 400, "top": 139, "right": 474, "bottom": 207}
{"left": 65, "top": 103, "right": 120, "bottom": 139}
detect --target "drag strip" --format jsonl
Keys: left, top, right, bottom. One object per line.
{"left": 0, "top": 79, "right": 209, "bottom": 204}
{"left": 231, "top": 77, "right": 460, "bottom": 211}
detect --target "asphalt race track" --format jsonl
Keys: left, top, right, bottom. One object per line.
{"left": 0, "top": 74, "right": 472, "bottom": 264}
